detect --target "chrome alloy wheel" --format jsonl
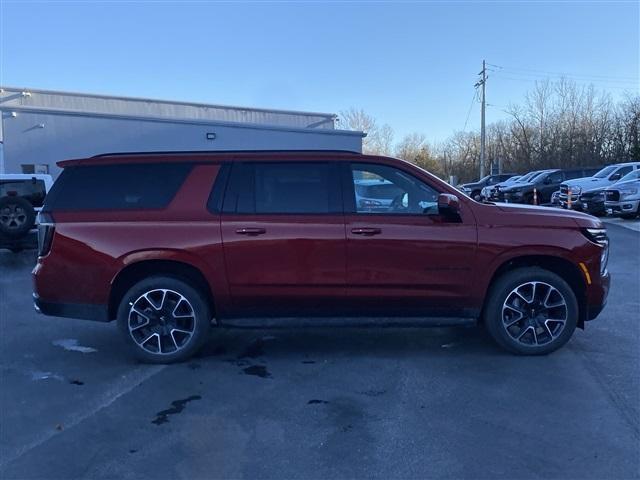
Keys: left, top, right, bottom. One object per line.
{"left": 501, "top": 281, "right": 568, "bottom": 347}
{"left": 128, "top": 289, "right": 196, "bottom": 355}
{"left": 0, "top": 204, "right": 27, "bottom": 231}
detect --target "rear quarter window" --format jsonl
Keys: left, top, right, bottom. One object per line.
{"left": 44, "top": 163, "right": 193, "bottom": 211}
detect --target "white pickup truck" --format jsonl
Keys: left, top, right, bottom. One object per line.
{"left": 558, "top": 162, "right": 640, "bottom": 210}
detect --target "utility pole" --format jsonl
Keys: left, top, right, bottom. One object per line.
{"left": 479, "top": 60, "right": 487, "bottom": 179}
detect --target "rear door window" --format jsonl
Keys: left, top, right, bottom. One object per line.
{"left": 222, "top": 162, "right": 341, "bottom": 214}
{"left": 44, "top": 163, "right": 192, "bottom": 211}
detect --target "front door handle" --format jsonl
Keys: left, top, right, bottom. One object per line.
{"left": 351, "top": 227, "right": 382, "bottom": 236}
{"left": 235, "top": 227, "right": 266, "bottom": 236}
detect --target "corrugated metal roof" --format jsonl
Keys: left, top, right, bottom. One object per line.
{"left": 0, "top": 86, "right": 338, "bottom": 130}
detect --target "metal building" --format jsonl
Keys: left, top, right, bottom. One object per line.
{"left": 0, "top": 87, "right": 363, "bottom": 178}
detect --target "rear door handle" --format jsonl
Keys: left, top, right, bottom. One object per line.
{"left": 235, "top": 227, "right": 266, "bottom": 236}
{"left": 351, "top": 227, "right": 382, "bottom": 236}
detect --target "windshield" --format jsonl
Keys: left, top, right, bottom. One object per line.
{"left": 515, "top": 171, "right": 538, "bottom": 183}
{"left": 527, "top": 170, "right": 549, "bottom": 183}
{"left": 617, "top": 169, "right": 640, "bottom": 183}
{"left": 594, "top": 166, "right": 616, "bottom": 178}
{"left": 503, "top": 176, "right": 521, "bottom": 185}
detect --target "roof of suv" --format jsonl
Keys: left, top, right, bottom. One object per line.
{"left": 57, "top": 150, "right": 366, "bottom": 168}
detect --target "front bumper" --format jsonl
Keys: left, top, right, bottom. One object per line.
{"left": 558, "top": 192, "right": 582, "bottom": 209}
{"left": 605, "top": 199, "right": 640, "bottom": 215}
{"left": 585, "top": 270, "right": 610, "bottom": 321}
{"left": 578, "top": 199, "right": 606, "bottom": 215}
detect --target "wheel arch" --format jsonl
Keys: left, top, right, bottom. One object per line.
{"left": 482, "top": 254, "right": 588, "bottom": 328}
{"left": 109, "top": 258, "right": 215, "bottom": 321}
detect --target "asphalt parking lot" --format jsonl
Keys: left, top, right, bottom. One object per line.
{"left": 1, "top": 223, "right": 639, "bottom": 479}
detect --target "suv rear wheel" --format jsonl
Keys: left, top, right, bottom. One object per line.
{"left": 117, "top": 276, "right": 211, "bottom": 363}
{"left": 484, "top": 267, "right": 578, "bottom": 355}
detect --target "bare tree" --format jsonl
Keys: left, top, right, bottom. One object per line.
{"left": 338, "top": 108, "right": 394, "bottom": 155}
{"left": 341, "top": 81, "right": 638, "bottom": 183}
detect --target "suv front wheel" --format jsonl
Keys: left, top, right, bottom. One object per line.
{"left": 484, "top": 267, "right": 578, "bottom": 355}
{"left": 117, "top": 276, "right": 211, "bottom": 363}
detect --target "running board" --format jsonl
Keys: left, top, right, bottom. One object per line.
{"left": 219, "top": 317, "right": 478, "bottom": 329}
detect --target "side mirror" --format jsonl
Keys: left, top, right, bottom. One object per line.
{"left": 609, "top": 173, "right": 621, "bottom": 181}
{"left": 438, "top": 193, "right": 461, "bottom": 216}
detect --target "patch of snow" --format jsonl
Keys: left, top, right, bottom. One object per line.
{"left": 31, "top": 371, "right": 64, "bottom": 381}
{"left": 52, "top": 339, "right": 97, "bottom": 353}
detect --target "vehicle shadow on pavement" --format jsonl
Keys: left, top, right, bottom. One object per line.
{"left": 194, "top": 325, "right": 502, "bottom": 365}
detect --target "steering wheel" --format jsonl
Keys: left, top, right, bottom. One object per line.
{"left": 390, "top": 193, "right": 408, "bottom": 212}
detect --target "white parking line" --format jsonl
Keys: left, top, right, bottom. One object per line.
{"left": 0, "top": 364, "right": 166, "bottom": 469}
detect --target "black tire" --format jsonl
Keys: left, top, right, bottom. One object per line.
{"left": 117, "top": 276, "right": 211, "bottom": 363}
{"left": 0, "top": 197, "right": 36, "bottom": 238}
{"left": 471, "top": 190, "right": 482, "bottom": 201}
{"left": 484, "top": 267, "right": 578, "bottom": 355}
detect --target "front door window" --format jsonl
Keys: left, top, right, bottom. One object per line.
{"left": 351, "top": 163, "right": 439, "bottom": 215}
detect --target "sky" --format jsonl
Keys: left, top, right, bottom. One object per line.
{"left": 1, "top": 1, "right": 638, "bottom": 143}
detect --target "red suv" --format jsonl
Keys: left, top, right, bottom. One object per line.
{"left": 33, "top": 151, "right": 610, "bottom": 362}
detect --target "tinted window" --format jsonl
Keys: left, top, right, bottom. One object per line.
{"left": 351, "top": 163, "right": 439, "bottom": 214}
{"left": 223, "top": 162, "right": 340, "bottom": 214}
{"left": 594, "top": 166, "right": 616, "bottom": 178}
{"left": 0, "top": 179, "right": 47, "bottom": 207}
{"left": 255, "top": 163, "right": 332, "bottom": 214}
{"left": 547, "top": 171, "right": 563, "bottom": 183}
{"left": 44, "top": 163, "right": 192, "bottom": 211}
{"left": 614, "top": 166, "right": 633, "bottom": 178}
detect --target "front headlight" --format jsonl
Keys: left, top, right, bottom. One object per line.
{"left": 619, "top": 188, "right": 638, "bottom": 196}
{"left": 583, "top": 228, "right": 609, "bottom": 275}
{"left": 570, "top": 186, "right": 582, "bottom": 194}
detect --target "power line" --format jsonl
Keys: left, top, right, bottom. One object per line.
{"left": 488, "top": 63, "right": 638, "bottom": 84}
{"left": 462, "top": 88, "right": 479, "bottom": 132}
{"left": 492, "top": 75, "right": 638, "bottom": 91}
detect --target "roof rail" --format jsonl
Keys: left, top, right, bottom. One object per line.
{"left": 91, "top": 149, "right": 362, "bottom": 158}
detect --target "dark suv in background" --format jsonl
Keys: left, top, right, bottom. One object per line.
{"left": 34, "top": 151, "right": 609, "bottom": 363}
{"left": 459, "top": 173, "right": 517, "bottom": 201}
{"left": 501, "top": 167, "right": 601, "bottom": 205}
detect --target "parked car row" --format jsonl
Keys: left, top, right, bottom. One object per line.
{"left": 467, "top": 162, "right": 640, "bottom": 220}
{"left": 475, "top": 167, "right": 600, "bottom": 204}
